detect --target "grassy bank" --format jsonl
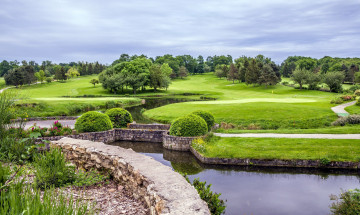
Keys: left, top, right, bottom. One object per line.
{"left": 216, "top": 125, "right": 360, "bottom": 134}
{"left": 144, "top": 73, "right": 338, "bottom": 129}
{"left": 195, "top": 137, "right": 360, "bottom": 162}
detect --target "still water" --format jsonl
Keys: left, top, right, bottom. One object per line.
{"left": 109, "top": 141, "right": 360, "bottom": 215}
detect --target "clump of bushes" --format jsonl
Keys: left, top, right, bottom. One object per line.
{"left": 332, "top": 115, "right": 360, "bottom": 126}
{"left": 330, "top": 189, "right": 360, "bottom": 215}
{"left": 105, "top": 108, "right": 133, "bottom": 128}
{"left": 75, "top": 111, "right": 113, "bottom": 133}
{"left": 34, "top": 148, "right": 76, "bottom": 189}
{"left": 169, "top": 114, "right": 208, "bottom": 137}
{"left": 355, "top": 89, "right": 360, "bottom": 96}
{"left": 192, "top": 110, "right": 215, "bottom": 131}
{"left": 330, "top": 95, "right": 356, "bottom": 104}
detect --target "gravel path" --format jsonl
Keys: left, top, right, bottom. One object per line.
{"left": 331, "top": 101, "right": 356, "bottom": 117}
{"left": 214, "top": 133, "right": 360, "bottom": 139}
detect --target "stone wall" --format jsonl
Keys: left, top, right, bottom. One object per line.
{"left": 39, "top": 128, "right": 166, "bottom": 144}
{"left": 53, "top": 138, "right": 210, "bottom": 215}
{"left": 12, "top": 116, "right": 78, "bottom": 122}
{"left": 190, "top": 147, "right": 360, "bottom": 169}
{"left": 163, "top": 134, "right": 197, "bottom": 151}
{"left": 115, "top": 129, "right": 166, "bottom": 143}
{"left": 128, "top": 123, "right": 170, "bottom": 131}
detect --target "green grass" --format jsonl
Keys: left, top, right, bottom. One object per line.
{"left": 144, "top": 73, "right": 339, "bottom": 129}
{"left": 8, "top": 76, "right": 141, "bottom": 117}
{"left": 198, "top": 137, "right": 360, "bottom": 162}
{"left": 216, "top": 124, "right": 360, "bottom": 134}
{"left": 345, "top": 104, "right": 360, "bottom": 115}
{"left": 0, "top": 77, "right": 6, "bottom": 89}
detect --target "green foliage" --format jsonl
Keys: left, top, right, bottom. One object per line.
{"left": 291, "top": 68, "right": 308, "bottom": 90}
{"left": 105, "top": 108, "right": 133, "bottom": 128}
{"left": 0, "top": 163, "right": 10, "bottom": 186}
{"left": 332, "top": 115, "right": 360, "bottom": 126}
{"left": 191, "top": 138, "right": 207, "bottom": 154}
{"left": 169, "top": 114, "right": 208, "bottom": 137}
{"left": 34, "top": 70, "right": 46, "bottom": 83}
{"left": 323, "top": 71, "right": 345, "bottom": 93}
{"left": 320, "top": 157, "right": 330, "bottom": 166}
{"left": 45, "top": 77, "right": 52, "bottom": 83}
{"left": 190, "top": 177, "right": 226, "bottom": 215}
{"left": 65, "top": 67, "right": 80, "bottom": 79}
{"left": 330, "top": 189, "right": 360, "bottom": 215}
{"left": 0, "top": 91, "right": 16, "bottom": 139}
{"left": 354, "top": 89, "right": 360, "bottom": 96}
{"left": 90, "top": 78, "right": 99, "bottom": 87}
{"left": 75, "top": 111, "right": 113, "bottom": 133}
{"left": 192, "top": 110, "right": 215, "bottom": 131}
{"left": 73, "top": 169, "right": 109, "bottom": 187}
{"left": 0, "top": 137, "right": 40, "bottom": 163}
{"left": 0, "top": 182, "right": 91, "bottom": 215}
{"left": 34, "top": 148, "right": 76, "bottom": 189}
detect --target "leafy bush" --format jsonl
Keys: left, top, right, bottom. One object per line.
{"left": 192, "top": 111, "right": 215, "bottom": 131}
{"left": 169, "top": 114, "right": 208, "bottom": 137}
{"left": 73, "top": 169, "right": 109, "bottom": 187}
{"left": 340, "top": 95, "right": 356, "bottom": 101}
{"left": 183, "top": 175, "right": 226, "bottom": 215}
{"left": 330, "top": 189, "right": 360, "bottom": 215}
{"left": 355, "top": 89, "right": 360, "bottom": 96}
{"left": 191, "top": 138, "right": 206, "bottom": 154}
{"left": 330, "top": 97, "right": 344, "bottom": 104}
{"left": 46, "top": 77, "right": 52, "bottom": 83}
{"left": 75, "top": 111, "right": 113, "bottom": 133}
{"left": 0, "top": 137, "right": 40, "bottom": 163}
{"left": 105, "top": 108, "right": 133, "bottom": 128}
{"left": 34, "top": 148, "right": 76, "bottom": 189}
{"left": 332, "top": 115, "right": 360, "bottom": 126}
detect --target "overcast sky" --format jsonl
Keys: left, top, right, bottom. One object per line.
{"left": 1, "top": 0, "right": 359, "bottom": 64}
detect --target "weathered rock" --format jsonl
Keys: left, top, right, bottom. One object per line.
{"left": 52, "top": 138, "right": 210, "bottom": 215}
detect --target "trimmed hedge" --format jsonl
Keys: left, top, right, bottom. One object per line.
{"left": 75, "top": 111, "right": 113, "bottom": 133}
{"left": 192, "top": 110, "right": 215, "bottom": 131}
{"left": 105, "top": 108, "right": 133, "bottom": 128}
{"left": 169, "top": 114, "right": 208, "bottom": 137}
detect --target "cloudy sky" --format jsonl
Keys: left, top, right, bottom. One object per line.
{"left": 1, "top": 0, "right": 359, "bottom": 64}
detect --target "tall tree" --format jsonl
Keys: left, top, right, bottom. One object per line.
{"left": 291, "top": 68, "right": 308, "bottom": 90}
{"left": 228, "top": 64, "right": 239, "bottom": 83}
{"left": 34, "top": 70, "right": 46, "bottom": 83}
{"left": 258, "top": 64, "right": 279, "bottom": 87}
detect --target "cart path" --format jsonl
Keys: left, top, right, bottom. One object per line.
{"left": 214, "top": 133, "right": 360, "bottom": 139}
{"left": 23, "top": 120, "right": 76, "bottom": 129}
{"left": 331, "top": 101, "right": 356, "bottom": 117}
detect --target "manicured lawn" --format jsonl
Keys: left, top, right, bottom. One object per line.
{"left": 345, "top": 104, "right": 360, "bottom": 115}
{"left": 144, "top": 73, "right": 339, "bottom": 129}
{"left": 216, "top": 125, "right": 360, "bottom": 134}
{"left": 9, "top": 75, "right": 141, "bottom": 116}
{"left": 198, "top": 137, "right": 360, "bottom": 162}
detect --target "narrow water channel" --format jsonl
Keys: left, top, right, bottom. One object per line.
{"left": 109, "top": 141, "right": 360, "bottom": 215}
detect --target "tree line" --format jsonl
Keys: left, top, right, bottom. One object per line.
{"left": 1, "top": 60, "right": 106, "bottom": 87}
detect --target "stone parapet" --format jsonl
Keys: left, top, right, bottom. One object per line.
{"left": 128, "top": 123, "right": 170, "bottom": 131}
{"left": 163, "top": 134, "right": 197, "bottom": 151}
{"left": 53, "top": 138, "right": 210, "bottom": 215}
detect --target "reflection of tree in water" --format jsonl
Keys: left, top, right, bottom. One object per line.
{"left": 163, "top": 149, "right": 204, "bottom": 175}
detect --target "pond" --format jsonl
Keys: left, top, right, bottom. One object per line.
{"left": 109, "top": 141, "right": 360, "bottom": 215}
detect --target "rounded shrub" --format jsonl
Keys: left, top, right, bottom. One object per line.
{"left": 105, "top": 108, "right": 133, "bottom": 128}
{"left": 192, "top": 110, "right": 215, "bottom": 131}
{"left": 75, "top": 111, "right": 113, "bottom": 133}
{"left": 169, "top": 114, "right": 208, "bottom": 137}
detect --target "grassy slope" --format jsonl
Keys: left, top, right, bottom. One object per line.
{"left": 11, "top": 75, "right": 141, "bottom": 116}
{"left": 144, "top": 73, "right": 339, "bottom": 129}
{"left": 0, "top": 78, "right": 5, "bottom": 89}
{"left": 199, "top": 137, "right": 360, "bottom": 162}
{"left": 216, "top": 125, "right": 360, "bottom": 134}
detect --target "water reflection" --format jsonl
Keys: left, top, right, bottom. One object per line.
{"left": 109, "top": 141, "right": 360, "bottom": 215}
